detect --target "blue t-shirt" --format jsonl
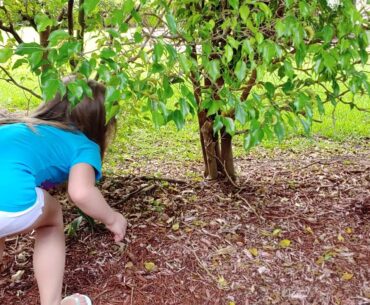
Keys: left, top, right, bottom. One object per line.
{"left": 0, "top": 123, "right": 102, "bottom": 212}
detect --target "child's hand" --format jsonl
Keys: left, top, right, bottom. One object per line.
{"left": 106, "top": 212, "right": 128, "bottom": 242}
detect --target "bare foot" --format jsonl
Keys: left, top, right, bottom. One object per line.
{"left": 61, "top": 293, "right": 91, "bottom": 305}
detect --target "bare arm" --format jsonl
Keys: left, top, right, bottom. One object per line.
{"left": 68, "top": 163, "right": 127, "bottom": 241}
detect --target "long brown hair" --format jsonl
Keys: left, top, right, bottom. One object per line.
{"left": 0, "top": 79, "right": 116, "bottom": 158}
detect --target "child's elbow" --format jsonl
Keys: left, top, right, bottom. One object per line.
{"left": 68, "top": 186, "right": 92, "bottom": 205}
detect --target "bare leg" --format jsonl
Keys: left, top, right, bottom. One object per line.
{"left": 2, "top": 190, "right": 90, "bottom": 305}
{"left": 31, "top": 191, "right": 65, "bottom": 305}
{"left": 31, "top": 191, "right": 89, "bottom": 305}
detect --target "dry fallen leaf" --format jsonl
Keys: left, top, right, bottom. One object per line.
{"left": 125, "top": 261, "right": 134, "bottom": 269}
{"left": 217, "top": 275, "right": 228, "bottom": 289}
{"left": 337, "top": 233, "right": 345, "bottom": 242}
{"left": 279, "top": 239, "right": 291, "bottom": 248}
{"left": 272, "top": 228, "right": 282, "bottom": 237}
{"left": 172, "top": 222, "right": 180, "bottom": 231}
{"left": 248, "top": 247, "right": 258, "bottom": 257}
{"left": 11, "top": 270, "right": 25, "bottom": 282}
{"left": 304, "top": 226, "right": 314, "bottom": 234}
{"left": 341, "top": 272, "right": 353, "bottom": 281}
{"left": 345, "top": 227, "right": 353, "bottom": 234}
{"left": 144, "top": 261, "right": 157, "bottom": 272}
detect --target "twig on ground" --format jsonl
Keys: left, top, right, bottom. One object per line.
{"left": 236, "top": 194, "right": 265, "bottom": 222}
{"left": 135, "top": 175, "right": 188, "bottom": 184}
{"left": 187, "top": 247, "right": 217, "bottom": 283}
{"left": 111, "top": 184, "right": 157, "bottom": 207}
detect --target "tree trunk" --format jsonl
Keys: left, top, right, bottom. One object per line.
{"left": 220, "top": 129, "right": 236, "bottom": 181}
{"left": 78, "top": 0, "right": 86, "bottom": 52}
{"left": 201, "top": 120, "right": 218, "bottom": 179}
{"left": 40, "top": 28, "right": 51, "bottom": 71}
{"left": 190, "top": 45, "right": 210, "bottom": 177}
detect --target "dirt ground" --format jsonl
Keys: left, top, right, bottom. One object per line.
{"left": 1, "top": 144, "right": 369, "bottom": 305}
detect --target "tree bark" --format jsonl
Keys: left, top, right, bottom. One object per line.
{"left": 67, "top": 0, "right": 74, "bottom": 36}
{"left": 220, "top": 129, "right": 236, "bottom": 181}
{"left": 40, "top": 28, "right": 51, "bottom": 71}
{"left": 190, "top": 45, "right": 209, "bottom": 177}
{"left": 78, "top": 0, "right": 86, "bottom": 52}
{"left": 201, "top": 120, "right": 218, "bottom": 179}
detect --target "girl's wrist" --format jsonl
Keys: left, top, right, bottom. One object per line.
{"left": 105, "top": 210, "right": 117, "bottom": 227}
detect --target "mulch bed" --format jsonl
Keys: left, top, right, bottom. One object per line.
{"left": 1, "top": 147, "right": 369, "bottom": 305}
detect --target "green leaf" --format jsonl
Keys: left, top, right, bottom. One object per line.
{"left": 235, "top": 103, "right": 247, "bottom": 124}
{"left": 222, "top": 117, "right": 236, "bottom": 135}
{"left": 285, "top": 0, "right": 294, "bottom": 8}
{"left": 359, "top": 49, "right": 368, "bottom": 65}
{"left": 213, "top": 116, "right": 224, "bottom": 134}
{"left": 134, "top": 32, "right": 143, "bottom": 43}
{"left": 322, "top": 52, "right": 336, "bottom": 74}
{"left": 178, "top": 53, "right": 190, "bottom": 74}
{"left": 223, "top": 45, "right": 233, "bottom": 64}
{"left": 293, "top": 25, "right": 304, "bottom": 47}
{"left": 29, "top": 51, "right": 44, "bottom": 70}
{"left": 261, "top": 41, "right": 276, "bottom": 63}
{"left": 228, "top": 0, "right": 239, "bottom": 10}
{"left": 321, "top": 25, "right": 334, "bottom": 44}
{"left": 179, "top": 98, "right": 190, "bottom": 116}
{"left": 294, "top": 92, "right": 310, "bottom": 112}
{"left": 12, "top": 58, "right": 27, "bottom": 69}
{"left": 244, "top": 133, "right": 255, "bottom": 150}
{"left": 166, "top": 13, "right": 177, "bottom": 34}
{"left": 48, "top": 30, "right": 70, "bottom": 47}
{"left": 35, "top": 14, "right": 54, "bottom": 32}
{"left": 172, "top": 110, "right": 185, "bottom": 130}
{"left": 275, "top": 20, "right": 286, "bottom": 38}
{"left": 299, "top": 117, "right": 311, "bottom": 134}
{"left": 316, "top": 95, "right": 325, "bottom": 115}
{"left": 284, "top": 60, "right": 294, "bottom": 79}
{"left": 207, "top": 60, "right": 220, "bottom": 82}
{"left": 299, "top": 1, "right": 310, "bottom": 17}
{"left": 295, "top": 45, "right": 306, "bottom": 68}
{"left": 264, "top": 82, "right": 275, "bottom": 99}
{"left": 153, "top": 43, "right": 164, "bottom": 62}
{"left": 255, "top": 32, "right": 264, "bottom": 44}
{"left": 67, "top": 82, "right": 84, "bottom": 106}
{"left": 100, "top": 48, "right": 116, "bottom": 59}
{"left": 106, "top": 104, "right": 120, "bottom": 123}
{"left": 79, "top": 60, "right": 92, "bottom": 78}
{"left": 83, "top": 0, "right": 100, "bottom": 15}
{"left": 257, "top": 3, "right": 272, "bottom": 19}
{"left": 239, "top": 5, "right": 250, "bottom": 23}
{"left": 0, "top": 48, "right": 12, "bottom": 63}
{"left": 105, "top": 86, "right": 121, "bottom": 107}
{"left": 207, "top": 101, "right": 221, "bottom": 116}
{"left": 122, "top": 0, "right": 135, "bottom": 14}
{"left": 42, "top": 79, "right": 63, "bottom": 102}
{"left": 235, "top": 60, "right": 247, "bottom": 81}
{"left": 15, "top": 43, "right": 42, "bottom": 56}
{"left": 274, "top": 120, "right": 285, "bottom": 142}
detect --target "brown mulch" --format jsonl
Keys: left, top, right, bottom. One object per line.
{"left": 1, "top": 147, "right": 369, "bottom": 305}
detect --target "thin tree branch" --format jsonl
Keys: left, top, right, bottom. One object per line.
{"left": 0, "top": 66, "right": 42, "bottom": 99}
{"left": 77, "top": 0, "right": 85, "bottom": 52}
{"left": 241, "top": 69, "right": 257, "bottom": 101}
{"left": 0, "top": 5, "right": 24, "bottom": 44}
{"left": 67, "top": 0, "right": 74, "bottom": 36}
